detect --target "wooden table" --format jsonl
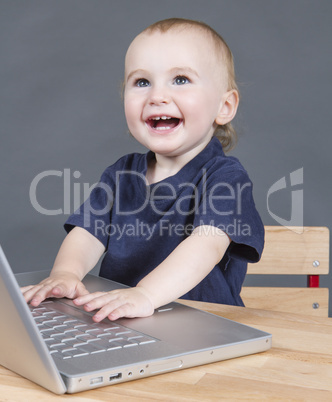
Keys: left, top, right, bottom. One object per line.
{"left": 1, "top": 300, "right": 331, "bottom": 401}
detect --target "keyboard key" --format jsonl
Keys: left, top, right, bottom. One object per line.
{"left": 76, "top": 334, "right": 99, "bottom": 343}
{"left": 85, "top": 328, "right": 111, "bottom": 337}
{"left": 62, "top": 347, "right": 78, "bottom": 353}
{"left": 96, "top": 332, "right": 117, "bottom": 339}
{"left": 61, "top": 336, "right": 77, "bottom": 344}
{"left": 103, "top": 324, "right": 121, "bottom": 331}
{"left": 33, "top": 307, "right": 47, "bottom": 312}
{"left": 52, "top": 315, "right": 68, "bottom": 322}
{"left": 73, "top": 351, "right": 89, "bottom": 358}
{"left": 73, "top": 324, "right": 88, "bottom": 329}
{"left": 50, "top": 343, "right": 68, "bottom": 351}
{"left": 45, "top": 338, "right": 63, "bottom": 347}
{"left": 110, "top": 338, "right": 137, "bottom": 348}
{"left": 64, "top": 328, "right": 85, "bottom": 336}
{"left": 138, "top": 336, "right": 157, "bottom": 345}
{"left": 40, "top": 328, "right": 56, "bottom": 335}
{"left": 53, "top": 324, "right": 68, "bottom": 331}
{"left": 34, "top": 317, "right": 46, "bottom": 324}
{"left": 115, "top": 330, "right": 132, "bottom": 336}
{"left": 43, "top": 320, "right": 59, "bottom": 327}
{"left": 42, "top": 311, "right": 58, "bottom": 317}
{"left": 63, "top": 319, "right": 78, "bottom": 325}
{"left": 50, "top": 334, "right": 67, "bottom": 342}
{"left": 51, "top": 351, "right": 73, "bottom": 360}
{"left": 77, "top": 342, "right": 108, "bottom": 354}
{"left": 31, "top": 311, "right": 42, "bottom": 317}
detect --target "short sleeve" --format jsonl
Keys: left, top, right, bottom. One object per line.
{"left": 193, "top": 168, "right": 264, "bottom": 263}
{"left": 64, "top": 167, "right": 115, "bottom": 248}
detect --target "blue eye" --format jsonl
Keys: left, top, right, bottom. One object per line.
{"left": 174, "top": 76, "right": 189, "bottom": 85}
{"left": 135, "top": 78, "right": 150, "bottom": 87}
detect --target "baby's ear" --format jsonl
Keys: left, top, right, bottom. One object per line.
{"left": 215, "top": 90, "right": 239, "bottom": 125}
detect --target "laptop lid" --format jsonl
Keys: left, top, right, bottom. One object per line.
{"left": 0, "top": 246, "right": 272, "bottom": 394}
{"left": 0, "top": 246, "right": 66, "bottom": 394}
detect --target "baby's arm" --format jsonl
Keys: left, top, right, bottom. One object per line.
{"left": 21, "top": 227, "right": 105, "bottom": 306}
{"left": 74, "top": 226, "right": 230, "bottom": 321}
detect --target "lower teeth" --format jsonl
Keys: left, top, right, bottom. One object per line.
{"left": 155, "top": 126, "right": 171, "bottom": 131}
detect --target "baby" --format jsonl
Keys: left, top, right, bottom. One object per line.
{"left": 22, "top": 18, "right": 264, "bottom": 321}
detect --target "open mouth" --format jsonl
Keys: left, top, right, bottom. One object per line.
{"left": 146, "top": 116, "right": 182, "bottom": 131}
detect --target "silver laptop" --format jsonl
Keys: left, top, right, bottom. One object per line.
{"left": 0, "top": 246, "right": 271, "bottom": 394}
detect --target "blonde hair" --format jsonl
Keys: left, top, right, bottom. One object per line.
{"left": 142, "top": 18, "right": 239, "bottom": 152}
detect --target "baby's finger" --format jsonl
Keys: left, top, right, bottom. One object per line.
{"left": 89, "top": 294, "right": 130, "bottom": 315}
{"left": 73, "top": 291, "right": 107, "bottom": 307}
{"left": 21, "top": 285, "right": 38, "bottom": 302}
{"left": 21, "top": 285, "right": 35, "bottom": 293}
{"left": 30, "top": 284, "right": 68, "bottom": 306}
{"left": 21, "top": 283, "right": 45, "bottom": 303}
{"left": 107, "top": 304, "right": 134, "bottom": 321}
{"left": 30, "top": 287, "right": 56, "bottom": 306}
{"left": 92, "top": 301, "right": 127, "bottom": 322}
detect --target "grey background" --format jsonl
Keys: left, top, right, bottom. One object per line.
{"left": 1, "top": 0, "right": 331, "bottom": 315}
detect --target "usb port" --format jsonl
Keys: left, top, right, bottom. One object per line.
{"left": 109, "top": 373, "right": 122, "bottom": 382}
{"left": 90, "top": 376, "right": 103, "bottom": 385}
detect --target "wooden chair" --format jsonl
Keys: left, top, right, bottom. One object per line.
{"left": 241, "top": 226, "right": 330, "bottom": 317}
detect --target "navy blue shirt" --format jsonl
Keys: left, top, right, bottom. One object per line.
{"left": 65, "top": 138, "right": 264, "bottom": 306}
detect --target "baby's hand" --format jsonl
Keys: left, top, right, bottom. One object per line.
{"left": 21, "top": 272, "right": 89, "bottom": 307}
{"left": 73, "top": 287, "right": 155, "bottom": 321}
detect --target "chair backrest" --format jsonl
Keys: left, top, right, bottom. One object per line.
{"left": 241, "top": 226, "right": 330, "bottom": 316}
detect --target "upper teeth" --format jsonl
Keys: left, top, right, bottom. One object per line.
{"left": 151, "top": 116, "right": 171, "bottom": 120}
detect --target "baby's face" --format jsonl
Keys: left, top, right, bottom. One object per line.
{"left": 124, "top": 29, "right": 231, "bottom": 161}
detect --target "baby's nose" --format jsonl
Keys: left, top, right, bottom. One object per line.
{"left": 148, "top": 86, "right": 171, "bottom": 105}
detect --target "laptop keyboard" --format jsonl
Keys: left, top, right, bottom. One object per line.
{"left": 29, "top": 300, "right": 157, "bottom": 360}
